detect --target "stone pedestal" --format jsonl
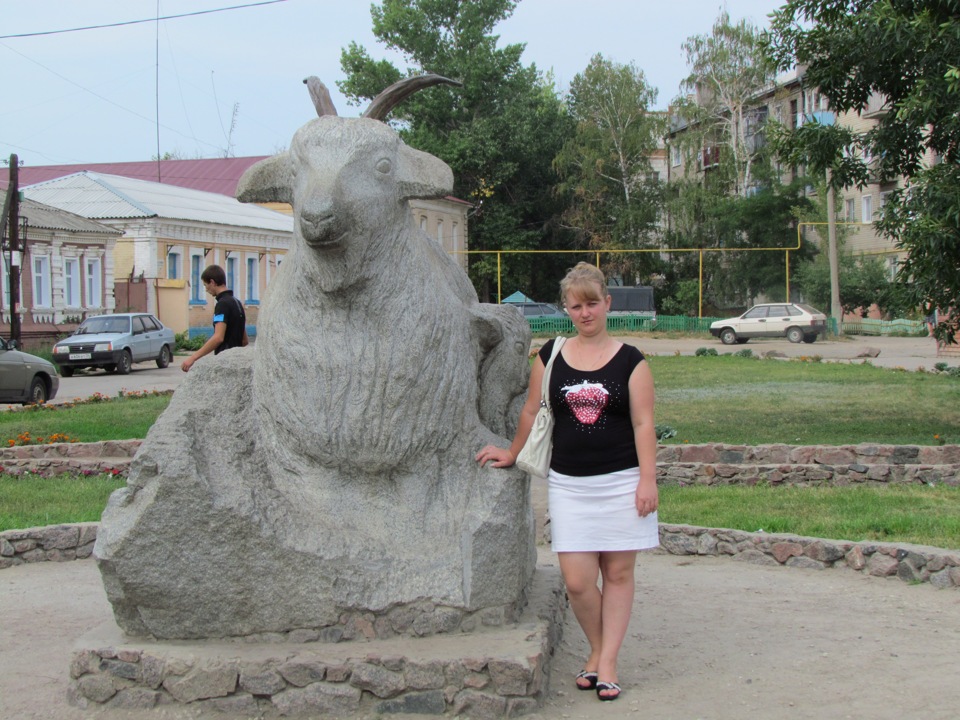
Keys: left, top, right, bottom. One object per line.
{"left": 70, "top": 565, "right": 567, "bottom": 718}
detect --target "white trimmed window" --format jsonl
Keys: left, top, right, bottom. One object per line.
{"left": 671, "top": 145, "right": 682, "bottom": 167}
{"left": 32, "top": 255, "right": 52, "bottom": 307}
{"left": 226, "top": 256, "right": 238, "bottom": 291}
{"left": 246, "top": 257, "right": 259, "bottom": 302}
{"left": 862, "top": 195, "right": 873, "bottom": 222}
{"left": 190, "top": 253, "right": 203, "bottom": 302}
{"left": 64, "top": 258, "right": 81, "bottom": 307}
{"left": 167, "top": 251, "right": 181, "bottom": 280}
{"left": 845, "top": 198, "right": 856, "bottom": 222}
{"left": 85, "top": 257, "right": 102, "bottom": 307}
{"left": 1, "top": 256, "right": 21, "bottom": 309}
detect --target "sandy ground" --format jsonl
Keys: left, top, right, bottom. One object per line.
{"left": 4, "top": 491, "right": 960, "bottom": 720}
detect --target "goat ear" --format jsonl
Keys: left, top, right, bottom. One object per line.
{"left": 236, "top": 153, "right": 294, "bottom": 204}
{"left": 396, "top": 146, "right": 454, "bottom": 201}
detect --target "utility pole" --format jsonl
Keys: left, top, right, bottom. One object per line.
{"left": 825, "top": 169, "right": 842, "bottom": 335}
{"left": 3, "top": 154, "right": 22, "bottom": 346}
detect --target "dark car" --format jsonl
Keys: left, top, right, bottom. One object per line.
{"left": 52, "top": 313, "right": 176, "bottom": 376}
{"left": 0, "top": 337, "right": 59, "bottom": 404}
{"left": 710, "top": 303, "right": 828, "bottom": 345}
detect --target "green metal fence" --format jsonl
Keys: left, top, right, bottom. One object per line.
{"left": 528, "top": 313, "right": 921, "bottom": 337}
{"left": 840, "top": 318, "right": 926, "bottom": 337}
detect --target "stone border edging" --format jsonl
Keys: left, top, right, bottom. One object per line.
{"left": 6, "top": 521, "right": 958, "bottom": 590}
{"left": 659, "top": 523, "right": 960, "bottom": 588}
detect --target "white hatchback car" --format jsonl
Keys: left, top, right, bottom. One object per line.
{"left": 710, "top": 303, "right": 828, "bottom": 345}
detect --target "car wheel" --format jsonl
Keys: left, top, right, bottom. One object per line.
{"left": 802, "top": 334, "right": 818, "bottom": 344}
{"left": 59, "top": 366, "right": 74, "bottom": 377}
{"left": 104, "top": 364, "right": 117, "bottom": 374}
{"left": 786, "top": 327, "right": 804, "bottom": 343}
{"left": 720, "top": 328, "right": 738, "bottom": 345}
{"left": 156, "top": 345, "right": 172, "bottom": 369}
{"left": 28, "top": 376, "right": 47, "bottom": 405}
{"left": 116, "top": 350, "right": 133, "bottom": 375}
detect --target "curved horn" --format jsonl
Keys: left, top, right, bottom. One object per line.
{"left": 362, "top": 74, "right": 462, "bottom": 121}
{"left": 303, "top": 76, "right": 338, "bottom": 117}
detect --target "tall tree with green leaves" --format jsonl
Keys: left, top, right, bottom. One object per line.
{"left": 552, "top": 54, "right": 666, "bottom": 284}
{"left": 673, "top": 9, "right": 776, "bottom": 197}
{"left": 338, "top": 0, "right": 574, "bottom": 302}
{"left": 767, "top": 0, "right": 960, "bottom": 340}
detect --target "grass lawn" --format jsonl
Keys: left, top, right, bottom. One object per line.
{"left": 649, "top": 356, "right": 960, "bottom": 446}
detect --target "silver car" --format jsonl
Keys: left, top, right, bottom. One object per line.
{"left": 0, "top": 337, "right": 60, "bottom": 404}
{"left": 53, "top": 313, "right": 176, "bottom": 376}
{"left": 710, "top": 303, "right": 828, "bottom": 345}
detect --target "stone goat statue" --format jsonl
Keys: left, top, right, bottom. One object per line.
{"left": 94, "top": 76, "right": 534, "bottom": 641}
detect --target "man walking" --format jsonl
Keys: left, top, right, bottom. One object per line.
{"left": 181, "top": 264, "right": 248, "bottom": 372}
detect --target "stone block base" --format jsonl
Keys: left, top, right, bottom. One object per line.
{"left": 68, "top": 565, "right": 567, "bottom": 718}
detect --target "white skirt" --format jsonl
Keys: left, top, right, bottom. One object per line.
{"left": 548, "top": 467, "right": 660, "bottom": 552}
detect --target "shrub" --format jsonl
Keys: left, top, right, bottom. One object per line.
{"left": 175, "top": 331, "right": 205, "bottom": 352}
{"left": 734, "top": 348, "right": 754, "bottom": 358}
{"left": 655, "top": 424, "right": 677, "bottom": 441}
{"left": 694, "top": 347, "right": 719, "bottom": 357}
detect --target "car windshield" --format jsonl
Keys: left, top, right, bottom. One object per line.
{"left": 77, "top": 317, "right": 129, "bottom": 334}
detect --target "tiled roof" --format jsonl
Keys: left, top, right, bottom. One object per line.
{"left": 23, "top": 172, "right": 293, "bottom": 233}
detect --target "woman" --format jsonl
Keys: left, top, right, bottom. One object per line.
{"left": 476, "top": 262, "right": 658, "bottom": 702}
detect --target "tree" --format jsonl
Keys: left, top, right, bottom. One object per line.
{"left": 673, "top": 10, "right": 776, "bottom": 197}
{"left": 767, "top": 0, "right": 960, "bottom": 340}
{"left": 553, "top": 54, "right": 666, "bottom": 285}
{"left": 338, "top": 0, "right": 575, "bottom": 301}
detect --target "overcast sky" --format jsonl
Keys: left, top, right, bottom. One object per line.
{"left": 1, "top": 0, "right": 786, "bottom": 168}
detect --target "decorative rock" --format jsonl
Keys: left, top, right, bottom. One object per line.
{"left": 404, "top": 660, "right": 446, "bottom": 690}
{"left": 162, "top": 662, "right": 238, "bottom": 703}
{"left": 660, "top": 532, "right": 698, "bottom": 555}
{"left": 106, "top": 687, "right": 159, "bottom": 709}
{"left": 139, "top": 654, "right": 165, "bottom": 689}
{"left": 279, "top": 659, "right": 326, "bottom": 687}
{"left": 733, "top": 549, "right": 780, "bottom": 566}
{"left": 272, "top": 682, "right": 362, "bottom": 716}
{"left": 377, "top": 690, "right": 447, "bottom": 715}
{"left": 804, "top": 540, "right": 846, "bottom": 564}
{"left": 77, "top": 673, "right": 120, "bottom": 703}
{"left": 867, "top": 553, "right": 899, "bottom": 577}
{"left": 786, "top": 556, "right": 826, "bottom": 570}
{"left": 929, "top": 569, "right": 954, "bottom": 589}
{"left": 698, "top": 533, "right": 719, "bottom": 555}
{"left": 845, "top": 546, "right": 866, "bottom": 571}
{"left": 239, "top": 667, "right": 286, "bottom": 696}
{"left": 897, "top": 559, "right": 926, "bottom": 583}
{"left": 453, "top": 689, "right": 508, "bottom": 720}
{"left": 771, "top": 542, "right": 803, "bottom": 564}
{"left": 488, "top": 658, "right": 532, "bottom": 696}
{"left": 325, "top": 663, "right": 351, "bottom": 683}
{"left": 349, "top": 661, "right": 406, "bottom": 698}
{"left": 204, "top": 693, "right": 261, "bottom": 714}
{"left": 40, "top": 524, "right": 79, "bottom": 550}
{"left": 100, "top": 659, "right": 139, "bottom": 680}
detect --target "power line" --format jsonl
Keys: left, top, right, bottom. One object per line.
{"left": 0, "top": 0, "right": 289, "bottom": 40}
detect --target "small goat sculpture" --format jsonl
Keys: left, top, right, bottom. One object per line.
{"left": 94, "top": 75, "right": 534, "bottom": 641}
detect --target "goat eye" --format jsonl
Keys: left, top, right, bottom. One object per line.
{"left": 375, "top": 158, "right": 392, "bottom": 174}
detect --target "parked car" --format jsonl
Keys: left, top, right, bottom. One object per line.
{"left": 509, "top": 302, "right": 567, "bottom": 319}
{"left": 53, "top": 313, "right": 176, "bottom": 376}
{"left": 0, "top": 337, "right": 60, "bottom": 404}
{"left": 710, "top": 303, "right": 828, "bottom": 345}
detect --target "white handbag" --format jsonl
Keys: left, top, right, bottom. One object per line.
{"left": 516, "top": 336, "right": 566, "bottom": 478}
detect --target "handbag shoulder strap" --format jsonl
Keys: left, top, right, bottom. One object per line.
{"left": 540, "top": 336, "right": 566, "bottom": 408}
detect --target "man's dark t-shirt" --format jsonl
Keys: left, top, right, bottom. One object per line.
{"left": 212, "top": 290, "right": 246, "bottom": 354}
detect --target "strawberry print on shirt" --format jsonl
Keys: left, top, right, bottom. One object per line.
{"left": 561, "top": 382, "right": 610, "bottom": 425}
